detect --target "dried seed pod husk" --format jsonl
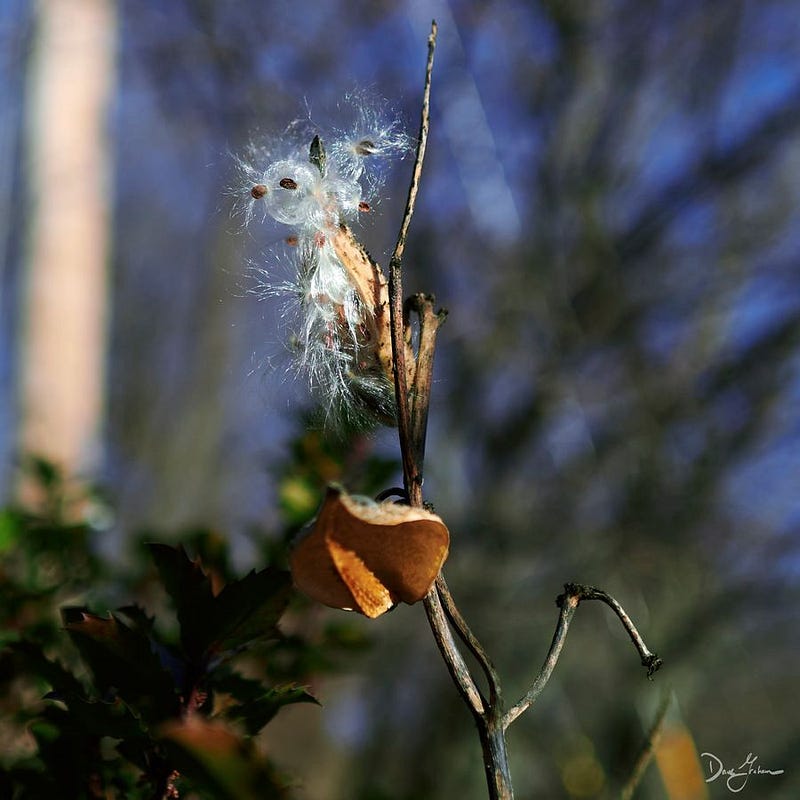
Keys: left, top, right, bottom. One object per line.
{"left": 290, "top": 484, "right": 450, "bottom": 618}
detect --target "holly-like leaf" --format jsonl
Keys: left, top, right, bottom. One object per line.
{"left": 160, "top": 716, "right": 287, "bottom": 799}
{"left": 208, "top": 567, "right": 292, "bottom": 656}
{"left": 27, "top": 709, "right": 97, "bottom": 799}
{"left": 223, "top": 685, "right": 319, "bottom": 736}
{"left": 148, "top": 543, "right": 217, "bottom": 661}
{"left": 46, "top": 692, "right": 146, "bottom": 741}
{"left": 115, "top": 603, "right": 156, "bottom": 635}
{"left": 62, "top": 608, "right": 180, "bottom": 723}
{"left": 2, "top": 640, "right": 86, "bottom": 699}
{"left": 148, "top": 544, "right": 292, "bottom": 663}
{"left": 206, "top": 667, "right": 265, "bottom": 704}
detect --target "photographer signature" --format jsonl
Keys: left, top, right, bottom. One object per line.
{"left": 700, "top": 751, "right": 784, "bottom": 792}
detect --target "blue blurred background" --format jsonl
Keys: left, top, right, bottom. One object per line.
{"left": 1, "top": 1, "right": 799, "bottom": 797}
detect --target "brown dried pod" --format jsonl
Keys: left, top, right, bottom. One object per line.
{"left": 290, "top": 485, "right": 450, "bottom": 618}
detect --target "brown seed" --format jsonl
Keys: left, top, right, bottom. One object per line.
{"left": 285, "top": 235, "right": 298, "bottom": 246}
{"left": 355, "top": 139, "right": 377, "bottom": 156}
{"left": 250, "top": 184, "right": 268, "bottom": 199}
{"left": 358, "top": 201, "right": 371, "bottom": 213}
{"left": 279, "top": 177, "right": 298, "bottom": 190}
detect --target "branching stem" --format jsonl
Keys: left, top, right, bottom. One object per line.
{"left": 387, "top": 21, "right": 513, "bottom": 799}
{"left": 385, "top": 23, "right": 661, "bottom": 800}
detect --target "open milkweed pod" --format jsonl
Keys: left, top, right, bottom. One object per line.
{"left": 289, "top": 485, "right": 450, "bottom": 618}
{"left": 329, "top": 222, "right": 417, "bottom": 398}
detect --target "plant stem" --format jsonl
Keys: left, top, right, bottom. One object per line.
{"left": 389, "top": 22, "right": 436, "bottom": 503}
{"left": 478, "top": 719, "right": 514, "bottom": 800}
{"left": 388, "top": 22, "right": 661, "bottom": 800}
{"left": 505, "top": 585, "right": 662, "bottom": 728}
{"left": 388, "top": 22, "right": 516, "bottom": 800}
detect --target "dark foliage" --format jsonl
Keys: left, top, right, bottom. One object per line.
{"left": 0, "top": 456, "right": 371, "bottom": 799}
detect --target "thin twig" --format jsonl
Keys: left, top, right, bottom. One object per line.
{"left": 503, "top": 589, "right": 580, "bottom": 728}
{"left": 504, "top": 584, "right": 662, "bottom": 729}
{"left": 386, "top": 16, "right": 485, "bottom": 719}
{"left": 570, "top": 584, "right": 663, "bottom": 676}
{"left": 436, "top": 573, "right": 502, "bottom": 709}
{"left": 391, "top": 22, "right": 437, "bottom": 270}
{"left": 386, "top": 22, "right": 511, "bottom": 789}
{"left": 381, "top": 24, "right": 662, "bottom": 800}
{"left": 619, "top": 693, "right": 672, "bottom": 800}
{"left": 423, "top": 579, "right": 486, "bottom": 717}
{"left": 389, "top": 22, "right": 437, "bottom": 499}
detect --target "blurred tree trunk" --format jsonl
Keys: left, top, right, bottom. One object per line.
{"left": 18, "top": 0, "right": 116, "bottom": 483}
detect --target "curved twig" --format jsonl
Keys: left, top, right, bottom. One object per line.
{"left": 504, "top": 584, "right": 662, "bottom": 729}
{"left": 570, "top": 584, "right": 662, "bottom": 676}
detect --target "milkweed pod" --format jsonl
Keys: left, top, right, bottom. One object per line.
{"left": 289, "top": 484, "right": 450, "bottom": 618}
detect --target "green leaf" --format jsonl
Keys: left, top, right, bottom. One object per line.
{"left": 0, "top": 509, "right": 23, "bottom": 552}
{"left": 148, "top": 543, "right": 217, "bottom": 661}
{"left": 148, "top": 544, "right": 292, "bottom": 663}
{"left": 2, "top": 640, "right": 86, "bottom": 699}
{"left": 279, "top": 475, "right": 321, "bottom": 527}
{"left": 207, "top": 667, "right": 265, "bottom": 704}
{"left": 26, "top": 455, "right": 61, "bottom": 491}
{"left": 49, "top": 692, "right": 146, "bottom": 741}
{"left": 160, "top": 717, "right": 287, "bottom": 799}
{"left": 28, "top": 707, "right": 101, "bottom": 798}
{"left": 209, "top": 567, "right": 292, "bottom": 656}
{"left": 62, "top": 608, "right": 180, "bottom": 723}
{"left": 115, "top": 604, "right": 156, "bottom": 634}
{"left": 223, "top": 685, "right": 319, "bottom": 736}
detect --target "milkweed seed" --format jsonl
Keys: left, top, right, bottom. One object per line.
{"left": 355, "top": 139, "right": 377, "bottom": 156}
{"left": 358, "top": 201, "right": 371, "bottom": 213}
{"left": 279, "top": 177, "right": 298, "bottom": 190}
{"left": 250, "top": 184, "right": 268, "bottom": 199}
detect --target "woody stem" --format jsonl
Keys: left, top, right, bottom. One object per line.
{"left": 387, "top": 20, "right": 515, "bottom": 800}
